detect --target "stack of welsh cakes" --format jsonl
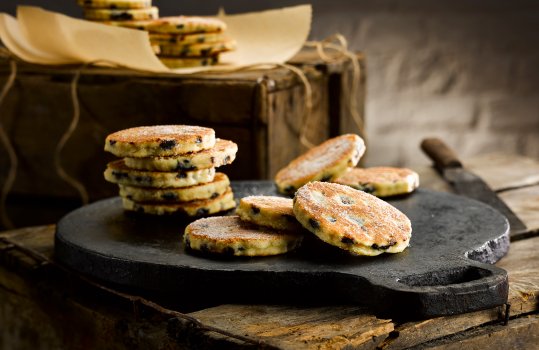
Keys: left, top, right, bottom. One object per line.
{"left": 147, "top": 17, "right": 235, "bottom": 69}
{"left": 78, "top": 0, "right": 236, "bottom": 69}
{"left": 114, "top": 16, "right": 235, "bottom": 68}
{"left": 78, "top": 0, "right": 159, "bottom": 22}
{"left": 78, "top": 0, "right": 235, "bottom": 68}
{"left": 103, "top": 125, "right": 238, "bottom": 216}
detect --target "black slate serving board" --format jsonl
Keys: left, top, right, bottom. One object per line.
{"left": 55, "top": 181, "right": 510, "bottom": 319}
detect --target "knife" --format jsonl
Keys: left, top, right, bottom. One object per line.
{"left": 421, "top": 137, "right": 527, "bottom": 237}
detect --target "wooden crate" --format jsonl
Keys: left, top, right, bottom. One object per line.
{"left": 0, "top": 51, "right": 365, "bottom": 228}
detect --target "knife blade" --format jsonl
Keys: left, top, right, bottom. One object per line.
{"left": 421, "top": 137, "right": 527, "bottom": 237}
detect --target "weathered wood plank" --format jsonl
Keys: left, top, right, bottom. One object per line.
{"left": 465, "top": 153, "right": 539, "bottom": 192}
{"left": 188, "top": 305, "right": 393, "bottom": 350}
{"left": 379, "top": 235, "right": 539, "bottom": 350}
{"left": 420, "top": 315, "right": 539, "bottom": 350}
{"left": 380, "top": 310, "right": 499, "bottom": 350}
{"left": 0, "top": 263, "right": 183, "bottom": 349}
{"left": 497, "top": 235, "right": 539, "bottom": 314}
{"left": 1, "top": 226, "right": 262, "bottom": 349}
{"left": 0, "top": 228, "right": 181, "bottom": 349}
{"left": 499, "top": 185, "right": 539, "bottom": 234}
{"left": 1, "top": 225, "right": 56, "bottom": 256}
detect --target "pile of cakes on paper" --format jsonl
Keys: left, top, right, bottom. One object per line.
{"left": 77, "top": 0, "right": 235, "bottom": 68}
{"left": 103, "top": 125, "right": 238, "bottom": 216}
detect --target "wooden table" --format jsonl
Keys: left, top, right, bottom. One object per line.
{"left": 1, "top": 153, "right": 538, "bottom": 349}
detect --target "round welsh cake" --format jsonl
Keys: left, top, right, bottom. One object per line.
{"left": 293, "top": 182, "right": 412, "bottom": 256}
{"left": 184, "top": 216, "right": 303, "bottom": 257}
{"left": 274, "top": 134, "right": 365, "bottom": 195}
{"left": 159, "top": 39, "right": 236, "bottom": 57}
{"left": 84, "top": 7, "right": 158, "bottom": 21}
{"left": 124, "top": 139, "right": 237, "bottom": 171}
{"left": 106, "top": 16, "right": 226, "bottom": 34}
{"left": 104, "top": 125, "right": 215, "bottom": 157}
{"left": 104, "top": 159, "right": 215, "bottom": 188}
{"left": 333, "top": 167, "right": 420, "bottom": 197}
{"left": 141, "top": 16, "right": 227, "bottom": 34}
{"left": 78, "top": 0, "right": 152, "bottom": 9}
{"left": 149, "top": 32, "right": 226, "bottom": 45}
{"left": 119, "top": 172, "right": 230, "bottom": 202}
{"left": 122, "top": 188, "right": 235, "bottom": 216}
{"left": 237, "top": 196, "right": 303, "bottom": 231}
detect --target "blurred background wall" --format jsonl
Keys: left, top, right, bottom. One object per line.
{"left": 1, "top": 0, "right": 538, "bottom": 166}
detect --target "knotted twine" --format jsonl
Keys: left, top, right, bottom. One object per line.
{"left": 0, "top": 49, "right": 17, "bottom": 229}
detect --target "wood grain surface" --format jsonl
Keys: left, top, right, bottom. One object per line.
{"left": 189, "top": 305, "right": 393, "bottom": 350}
{"left": 1, "top": 152, "right": 538, "bottom": 349}
{"left": 465, "top": 153, "right": 539, "bottom": 192}
{"left": 500, "top": 185, "right": 539, "bottom": 234}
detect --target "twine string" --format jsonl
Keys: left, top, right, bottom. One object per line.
{"left": 304, "top": 33, "right": 365, "bottom": 139}
{"left": 53, "top": 62, "right": 91, "bottom": 206}
{"left": 271, "top": 63, "right": 314, "bottom": 149}
{"left": 53, "top": 56, "right": 155, "bottom": 206}
{"left": 0, "top": 55, "right": 17, "bottom": 229}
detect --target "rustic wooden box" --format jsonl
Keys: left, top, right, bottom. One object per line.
{"left": 0, "top": 51, "right": 365, "bottom": 227}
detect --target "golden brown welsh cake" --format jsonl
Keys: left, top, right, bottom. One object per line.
{"left": 333, "top": 167, "right": 420, "bottom": 197}
{"left": 293, "top": 182, "right": 412, "bottom": 256}
{"left": 122, "top": 187, "right": 235, "bottom": 216}
{"left": 183, "top": 216, "right": 303, "bottom": 256}
{"left": 124, "top": 138, "right": 237, "bottom": 171}
{"left": 159, "top": 39, "right": 236, "bottom": 57}
{"left": 104, "top": 125, "right": 215, "bottom": 157}
{"left": 149, "top": 32, "right": 226, "bottom": 45}
{"left": 140, "top": 16, "right": 227, "bottom": 34}
{"left": 106, "top": 16, "right": 227, "bottom": 34}
{"left": 104, "top": 159, "right": 215, "bottom": 188}
{"left": 78, "top": 0, "right": 152, "bottom": 9}
{"left": 236, "top": 196, "right": 303, "bottom": 231}
{"left": 274, "top": 134, "right": 365, "bottom": 195}
{"left": 119, "top": 172, "right": 230, "bottom": 202}
{"left": 84, "top": 7, "right": 159, "bottom": 21}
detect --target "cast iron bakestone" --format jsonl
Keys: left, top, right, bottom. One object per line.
{"left": 55, "top": 181, "right": 510, "bottom": 320}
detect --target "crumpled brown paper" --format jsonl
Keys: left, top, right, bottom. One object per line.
{"left": 0, "top": 5, "right": 312, "bottom": 73}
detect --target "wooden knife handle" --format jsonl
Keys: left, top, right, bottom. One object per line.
{"left": 420, "top": 138, "right": 463, "bottom": 170}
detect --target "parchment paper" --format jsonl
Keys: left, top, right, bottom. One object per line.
{"left": 0, "top": 5, "right": 312, "bottom": 73}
